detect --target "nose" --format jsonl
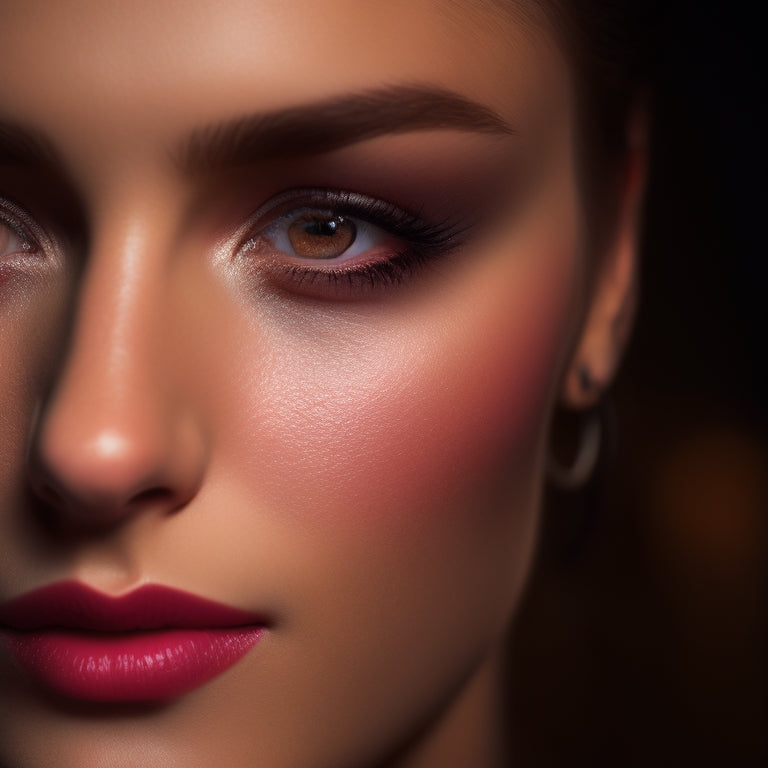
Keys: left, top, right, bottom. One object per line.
{"left": 28, "top": 219, "right": 206, "bottom": 530}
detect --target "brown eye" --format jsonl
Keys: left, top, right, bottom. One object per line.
{"left": 287, "top": 212, "right": 357, "bottom": 259}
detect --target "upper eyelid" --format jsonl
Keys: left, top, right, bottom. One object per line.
{"left": 243, "top": 188, "right": 463, "bottom": 247}
{"left": 246, "top": 188, "right": 419, "bottom": 227}
{"left": 266, "top": 206, "right": 356, "bottom": 227}
{"left": 234, "top": 189, "right": 422, "bottom": 251}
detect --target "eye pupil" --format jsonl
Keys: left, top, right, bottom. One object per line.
{"left": 287, "top": 213, "right": 356, "bottom": 259}
{"left": 305, "top": 218, "right": 339, "bottom": 236}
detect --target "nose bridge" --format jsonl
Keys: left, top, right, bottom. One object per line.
{"left": 77, "top": 214, "right": 158, "bottom": 369}
{"left": 32, "top": 203, "right": 202, "bottom": 522}
{"left": 61, "top": 213, "right": 165, "bottom": 434}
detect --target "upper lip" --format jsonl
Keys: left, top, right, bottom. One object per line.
{"left": 0, "top": 581, "right": 267, "bottom": 632}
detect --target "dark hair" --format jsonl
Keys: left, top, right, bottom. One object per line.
{"left": 528, "top": 0, "right": 660, "bottom": 258}
{"left": 541, "top": 0, "right": 658, "bottom": 160}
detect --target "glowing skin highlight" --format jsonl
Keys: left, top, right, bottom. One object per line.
{"left": 0, "top": 1, "right": 641, "bottom": 766}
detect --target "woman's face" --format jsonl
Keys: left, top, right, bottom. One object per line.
{"left": 0, "top": 1, "right": 599, "bottom": 766}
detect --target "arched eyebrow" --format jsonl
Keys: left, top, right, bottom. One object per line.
{"left": 177, "top": 84, "right": 517, "bottom": 173}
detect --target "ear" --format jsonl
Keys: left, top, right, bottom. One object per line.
{"left": 560, "top": 109, "right": 649, "bottom": 409}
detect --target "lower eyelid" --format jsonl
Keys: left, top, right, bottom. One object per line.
{"left": 254, "top": 243, "right": 448, "bottom": 301}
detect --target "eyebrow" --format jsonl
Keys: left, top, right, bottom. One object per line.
{"left": 178, "top": 84, "right": 517, "bottom": 173}
{"left": 0, "top": 122, "right": 62, "bottom": 168}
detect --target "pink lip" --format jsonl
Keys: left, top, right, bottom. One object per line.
{"left": 0, "top": 581, "right": 267, "bottom": 703}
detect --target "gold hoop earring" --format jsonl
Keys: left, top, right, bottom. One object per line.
{"left": 546, "top": 408, "right": 602, "bottom": 490}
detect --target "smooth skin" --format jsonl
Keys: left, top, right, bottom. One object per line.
{"left": 0, "top": 1, "right": 643, "bottom": 766}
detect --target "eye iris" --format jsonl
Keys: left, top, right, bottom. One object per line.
{"left": 287, "top": 213, "right": 356, "bottom": 259}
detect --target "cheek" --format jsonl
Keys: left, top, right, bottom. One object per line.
{"left": 219, "top": 230, "right": 578, "bottom": 540}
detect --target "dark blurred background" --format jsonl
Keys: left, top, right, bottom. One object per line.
{"left": 509, "top": 1, "right": 766, "bottom": 765}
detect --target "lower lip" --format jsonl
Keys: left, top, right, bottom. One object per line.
{"left": 1, "top": 626, "right": 263, "bottom": 702}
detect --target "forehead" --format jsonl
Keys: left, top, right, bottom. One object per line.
{"left": 0, "top": 0, "right": 567, "bottom": 178}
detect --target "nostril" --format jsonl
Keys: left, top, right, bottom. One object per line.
{"left": 35, "top": 480, "right": 67, "bottom": 509}
{"left": 28, "top": 387, "right": 207, "bottom": 527}
{"left": 129, "top": 487, "right": 176, "bottom": 510}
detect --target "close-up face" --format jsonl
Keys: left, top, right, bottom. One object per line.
{"left": 0, "top": 1, "right": 638, "bottom": 766}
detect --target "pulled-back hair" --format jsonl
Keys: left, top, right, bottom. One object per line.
{"left": 522, "top": 0, "right": 660, "bottom": 258}
{"left": 541, "top": 0, "right": 659, "bottom": 159}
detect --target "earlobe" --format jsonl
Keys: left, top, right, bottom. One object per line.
{"left": 561, "top": 230, "right": 639, "bottom": 409}
{"left": 560, "top": 108, "right": 649, "bottom": 410}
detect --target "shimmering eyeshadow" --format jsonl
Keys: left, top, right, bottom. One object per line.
{"left": 287, "top": 213, "right": 357, "bottom": 259}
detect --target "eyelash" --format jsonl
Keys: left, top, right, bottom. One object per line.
{"left": 237, "top": 189, "right": 468, "bottom": 295}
